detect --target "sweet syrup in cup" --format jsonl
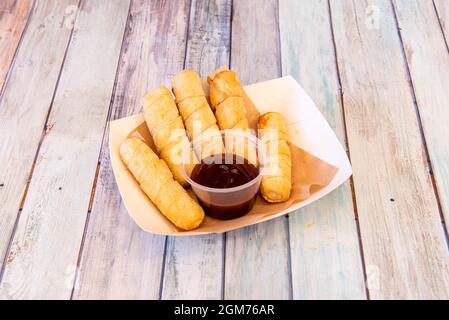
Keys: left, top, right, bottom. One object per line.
{"left": 182, "top": 130, "right": 262, "bottom": 220}
{"left": 190, "top": 153, "right": 259, "bottom": 220}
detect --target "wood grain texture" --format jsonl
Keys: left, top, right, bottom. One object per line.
{"left": 393, "top": 0, "right": 449, "bottom": 235}
{"left": 224, "top": 0, "right": 291, "bottom": 299}
{"left": 0, "top": 0, "right": 130, "bottom": 299}
{"left": 0, "top": 0, "right": 34, "bottom": 94}
{"left": 162, "top": 235, "right": 223, "bottom": 299}
{"left": 0, "top": 0, "right": 77, "bottom": 272}
{"left": 161, "top": 0, "right": 231, "bottom": 300}
{"left": 185, "top": 0, "right": 231, "bottom": 78}
{"left": 279, "top": 0, "right": 366, "bottom": 299}
{"left": 330, "top": 0, "right": 449, "bottom": 299}
{"left": 73, "top": 0, "right": 190, "bottom": 299}
{"left": 434, "top": 0, "right": 449, "bottom": 49}
{"left": 230, "top": 0, "right": 281, "bottom": 84}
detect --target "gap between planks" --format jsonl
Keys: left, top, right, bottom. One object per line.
{"left": 157, "top": 0, "right": 190, "bottom": 300}
{"left": 326, "top": 0, "right": 370, "bottom": 299}
{"left": 276, "top": 0, "right": 294, "bottom": 300}
{"left": 433, "top": 0, "right": 449, "bottom": 51}
{"left": 159, "top": 0, "right": 230, "bottom": 300}
{"left": 157, "top": 0, "right": 194, "bottom": 300}
{"left": 224, "top": 0, "right": 290, "bottom": 300}
{"left": 0, "top": 0, "right": 36, "bottom": 100}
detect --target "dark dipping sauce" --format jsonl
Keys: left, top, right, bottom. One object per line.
{"left": 191, "top": 153, "right": 259, "bottom": 220}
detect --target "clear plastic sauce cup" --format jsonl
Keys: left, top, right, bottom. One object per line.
{"left": 182, "top": 130, "right": 261, "bottom": 220}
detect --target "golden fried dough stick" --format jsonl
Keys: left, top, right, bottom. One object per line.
{"left": 120, "top": 138, "right": 204, "bottom": 230}
{"left": 258, "top": 112, "right": 292, "bottom": 202}
{"left": 208, "top": 67, "right": 244, "bottom": 109}
{"left": 172, "top": 70, "right": 224, "bottom": 159}
{"left": 208, "top": 67, "right": 258, "bottom": 163}
{"left": 207, "top": 67, "right": 248, "bottom": 131}
{"left": 142, "top": 86, "right": 197, "bottom": 186}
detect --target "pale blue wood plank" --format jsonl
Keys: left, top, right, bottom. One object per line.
{"left": 224, "top": 0, "right": 291, "bottom": 299}
{"left": 329, "top": 0, "right": 449, "bottom": 299}
{"left": 0, "top": 0, "right": 130, "bottom": 299}
{"left": 161, "top": 0, "right": 231, "bottom": 300}
{"left": 74, "top": 0, "right": 190, "bottom": 299}
{"left": 279, "top": 0, "right": 366, "bottom": 299}
{"left": 393, "top": 0, "right": 449, "bottom": 237}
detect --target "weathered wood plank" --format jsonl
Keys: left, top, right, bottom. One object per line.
{"left": 393, "top": 0, "right": 449, "bottom": 236}
{"left": 161, "top": 0, "right": 231, "bottom": 300}
{"left": 224, "top": 0, "right": 291, "bottom": 299}
{"left": 0, "top": 0, "right": 77, "bottom": 272}
{"left": 0, "top": 0, "right": 34, "bottom": 94}
{"left": 162, "top": 235, "right": 223, "bottom": 300}
{"left": 279, "top": 0, "right": 366, "bottom": 299}
{"left": 185, "top": 0, "right": 231, "bottom": 79}
{"left": 73, "top": 0, "right": 190, "bottom": 299}
{"left": 0, "top": 0, "right": 130, "bottom": 299}
{"left": 329, "top": 0, "right": 449, "bottom": 299}
{"left": 434, "top": 0, "right": 449, "bottom": 49}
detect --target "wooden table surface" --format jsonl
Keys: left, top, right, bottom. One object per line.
{"left": 0, "top": 0, "right": 448, "bottom": 300}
